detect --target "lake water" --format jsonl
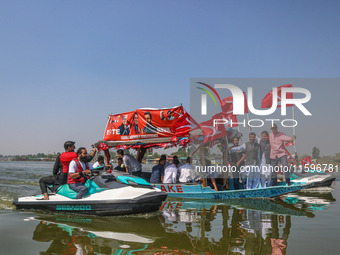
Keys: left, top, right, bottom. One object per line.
{"left": 0, "top": 161, "right": 339, "bottom": 254}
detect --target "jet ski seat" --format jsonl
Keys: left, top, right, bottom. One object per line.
{"left": 56, "top": 180, "right": 105, "bottom": 199}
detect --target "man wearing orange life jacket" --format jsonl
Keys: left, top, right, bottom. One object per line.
{"left": 68, "top": 147, "right": 93, "bottom": 199}
{"left": 39, "top": 141, "right": 96, "bottom": 200}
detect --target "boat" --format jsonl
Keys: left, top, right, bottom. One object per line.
{"left": 13, "top": 169, "right": 167, "bottom": 216}
{"left": 278, "top": 171, "right": 336, "bottom": 191}
{"left": 93, "top": 105, "right": 313, "bottom": 200}
{"left": 152, "top": 182, "right": 310, "bottom": 199}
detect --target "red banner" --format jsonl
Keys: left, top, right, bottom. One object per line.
{"left": 103, "top": 106, "right": 191, "bottom": 142}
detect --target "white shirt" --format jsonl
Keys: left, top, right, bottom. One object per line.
{"left": 92, "top": 162, "right": 104, "bottom": 168}
{"left": 261, "top": 152, "right": 271, "bottom": 176}
{"left": 163, "top": 164, "right": 178, "bottom": 184}
{"left": 69, "top": 160, "right": 93, "bottom": 173}
{"left": 123, "top": 154, "right": 142, "bottom": 173}
{"left": 179, "top": 163, "right": 193, "bottom": 183}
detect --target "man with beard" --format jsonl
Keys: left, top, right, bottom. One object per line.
{"left": 39, "top": 141, "right": 96, "bottom": 200}
{"left": 143, "top": 112, "right": 157, "bottom": 134}
{"left": 68, "top": 147, "right": 93, "bottom": 199}
{"left": 229, "top": 132, "right": 261, "bottom": 189}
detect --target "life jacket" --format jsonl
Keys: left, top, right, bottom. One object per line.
{"left": 60, "top": 152, "right": 77, "bottom": 173}
{"left": 67, "top": 159, "right": 89, "bottom": 184}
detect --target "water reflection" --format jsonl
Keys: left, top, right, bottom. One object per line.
{"left": 29, "top": 192, "right": 335, "bottom": 254}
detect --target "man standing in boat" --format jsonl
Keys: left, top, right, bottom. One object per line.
{"left": 259, "top": 131, "right": 272, "bottom": 187}
{"left": 116, "top": 149, "right": 143, "bottom": 176}
{"left": 269, "top": 124, "right": 296, "bottom": 186}
{"left": 229, "top": 137, "right": 245, "bottom": 190}
{"left": 229, "top": 132, "right": 261, "bottom": 189}
{"left": 68, "top": 147, "right": 92, "bottom": 199}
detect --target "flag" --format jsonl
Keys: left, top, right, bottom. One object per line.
{"left": 261, "top": 84, "right": 293, "bottom": 108}
{"left": 199, "top": 118, "right": 227, "bottom": 143}
{"left": 284, "top": 148, "right": 293, "bottom": 159}
{"left": 222, "top": 92, "right": 248, "bottom": 114}
{"left": 284, "top": 141, "right": 295, "bottom": 147}
{"left": 213, "top": 111, "right": 239, "bottom": 128}
{"left": 301, "top": 156, "right": 313, "bottom": 166}
{"left": 173, "top": 112, "right": 199, "bottom": 136}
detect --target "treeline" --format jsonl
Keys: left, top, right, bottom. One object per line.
{"left": 11, "top": 153, "right": 60, "bottom": 161}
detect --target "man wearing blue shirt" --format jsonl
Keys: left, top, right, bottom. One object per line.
{"left": 150, "top": 157, "right": 166, "bottom": 183}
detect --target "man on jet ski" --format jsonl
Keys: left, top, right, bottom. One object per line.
{"left": 68, "top": 147, "right": 93, "bottom": 199}
{"left": 39, "top": 142, "right": 97, "bottom": 200}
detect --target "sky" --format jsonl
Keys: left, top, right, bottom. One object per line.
{"left": 0, "top": 0, "right": 339, "bottom": 156}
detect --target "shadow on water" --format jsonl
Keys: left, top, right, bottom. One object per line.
{"left": 21, "top": 193, "right": 335, "bottom": 255}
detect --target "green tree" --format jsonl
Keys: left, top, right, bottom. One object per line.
{"left": 172, "top": 147, "right": 189, "bottom": 158}
{"left": 312, "top": 147, "right": 320, "bottom": 159}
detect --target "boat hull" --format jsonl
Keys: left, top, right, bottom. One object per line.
{"left": 13, "top": 190, "right": 167, "bottom": 216}
{"left": 153, "top": 183, "right": 306, "bottom": 199}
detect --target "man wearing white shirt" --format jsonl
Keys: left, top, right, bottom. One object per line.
{"left": 179, "top": 157, "right": 194, "bottom": 183}
{"left": 163, "top": 159, "right": 180, "bottom": 183}
{"left": 92, "top": 155, "right": 105, "bottom": 168}
{"left": 68, "top": 147, "right": 93, "bottom": 199}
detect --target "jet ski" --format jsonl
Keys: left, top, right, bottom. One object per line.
{"left": 13, "top": 169, "right": 167, "bottom": 216}
{"left": 290, "top": 172, "right": 336, "bottom": 189}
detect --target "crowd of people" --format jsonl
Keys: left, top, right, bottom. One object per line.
{"left": 228, "top": 124, "right": 296, "bottom": 190}
{"left": 38, "top": 124, "right": 296, "bottom": 199}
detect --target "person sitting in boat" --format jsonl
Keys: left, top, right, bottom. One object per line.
{"left": 143, "top": 112, "right": 157, "bottom": 134}
{"left": 229, "top": 137, "right": 245, "bottom": 190}
{"left": 179, "top": 157, "right": 194, "bottom": 183}
{"left": 229, "top": 132, "right": 261, "bottom": 189}
{"left": 114, "top": 158, "right": 125, "bottom": 172}
{"left": 173, "top": 155, "right": 183, "bottom": 167}
{"left": 259, "top": 131, "right": 272, "bottom": 187}
{"left": 68, "top": 147, "right": 93, "bottom": 199}
{"left": 163, "top": 158, "right": 180, "bottom": 184}
{"left": 92, "top": 155, "right": 105, "bottom": 168}
{"left": 118, "top": 115, "right": 130, "bottom": 135}
{"left": 39, "top": 141, "right": 77, "bottom": 200}
{"left": 163, "top": 154, "right": 172, "bottom": 168}
{"left": 116, "top": 149, "right": 142, "bottom": 176}
{"left": 150, "top": 156, "right": 166, "bottom": 183}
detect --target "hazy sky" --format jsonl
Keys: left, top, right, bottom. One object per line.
{"left": 0, "top": 1, "right": 339, "bottom": 156}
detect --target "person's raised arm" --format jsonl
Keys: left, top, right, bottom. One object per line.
{"left": 229, "top": 143, "right": 246, "bottom": 152}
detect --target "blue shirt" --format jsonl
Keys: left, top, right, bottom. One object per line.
{"left": 150, "top": 164, "right": 165, "bottom": 183}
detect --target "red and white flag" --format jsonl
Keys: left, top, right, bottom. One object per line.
{"left": 301, "top": 156, "right": 313, "bottom": 166}
{"left": 222, "top": 92, "right": 248, "bottom": 114}
{"left": 213, "top": 111, "right": 239, "bottom": 128}
{"left": 284, "top": 141, "right": 295, "bottom": 147}
{"left": 261, "top": 84, "right": 293, "bottom": 108}
{"left": 199, "top": 118, "right": 227, "bottom": 143}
